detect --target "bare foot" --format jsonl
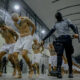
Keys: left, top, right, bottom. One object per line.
{"left": 36, "top": 74, "right": 39, "bottom": 77}
{"left": 14, "top": 75, "right": 22, "bottom": 79}
{"left": 28, "top": 70, "right": 34, "bottom": 78}
{"left": 12, "top": 71, "right": 16, "bottom": 76}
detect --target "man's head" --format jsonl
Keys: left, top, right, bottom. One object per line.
{"left": 33, "top": 39, "right": 38, "bottom": 44}
{"left": 0, "top": 17, "right": 5, "bottom": 28}
{"left": 11, "top": 13, "right": 19, "bottom": 22}
{"left": 55, "top": 12, "right": 63, "bottom": 21}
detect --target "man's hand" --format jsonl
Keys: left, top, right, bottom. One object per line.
{"left": 73, "top": 34, "right": 78, "bottom": 38}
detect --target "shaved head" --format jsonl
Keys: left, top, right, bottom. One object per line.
{"left": 11, "top": 13, "right": 19, "bottom": 18}
{"left": 11, "top": 13, "right": 19, "bottom": 22}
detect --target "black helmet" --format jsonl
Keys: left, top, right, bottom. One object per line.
{"left": 55, "top": 12, "right": 62, "bottom": 17}
{"left": 55, "top": 12, "right": 63, "bottom": 21}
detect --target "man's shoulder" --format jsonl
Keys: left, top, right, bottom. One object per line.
{"left": 20, "top": 16, "right": 30, "bottom": 21}
{"left": 64, "top": 18, "right": 71, "bottom": 22}
{"left": 20, "top": 17, "right": 33, "bottom": 24}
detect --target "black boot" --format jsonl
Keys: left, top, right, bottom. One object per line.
{"left": 56, "top": 67, "right": 62, "bottom": 78}
{"left": 68, "top": 70, "right": 73, "bottom": 78}
{"left": 68, "top": 66, "right": 73, "bottom": 78}
{"left": 68, "top": 73, "right": 73, "bottom": 78}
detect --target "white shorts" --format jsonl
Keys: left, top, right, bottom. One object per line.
{"left": 14, "top": 35, "right": 33, "bottom": 52}
{"left": 49, "top": 55, "right": 57, "bottom": 67}
{"left": 32, "top": 53, "right": 42, "bottom": 64}
{"left": 62, "top": 64, "right": 80, "bottom": 71}
{"left": 62, "top": 64, "right": 68, "bottom": 70}
{"left": 0, "top": 43, "right": 15, "bottom": 54}
{"left": 73, "top": 66, "right": 80, "bottom": 71}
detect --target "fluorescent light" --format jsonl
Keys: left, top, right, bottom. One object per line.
{"left": 14, "top": 4, "right": 20, "bottom": 10}
{"left": 41, "top": 30, "right": 46, "bottom": 34}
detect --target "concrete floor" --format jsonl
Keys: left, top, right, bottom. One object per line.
{"left": 0, "top": 74, "right": 80, "bottom": 80}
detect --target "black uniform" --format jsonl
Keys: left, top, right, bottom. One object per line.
{"left": 43, "top": 18, "right": 77, "bottom": 78}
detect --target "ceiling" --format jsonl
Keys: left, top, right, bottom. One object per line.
{"left": 24, "top": 0, "right": 80, "bottom": 29}
{"left": 23, "top": 0, "right": 80, "bottom": 57}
